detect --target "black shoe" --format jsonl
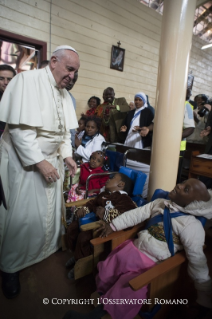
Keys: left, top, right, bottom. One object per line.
{"left": 63, "top": 304, "right": 106, "bottom": 319}
{"left": 65, "top": 256, "right": 75, "bottom": 269}
{"left": 67, "top": 268, "right": 75, "bottom": 280}
{"left": 1, "top": 271, "right": 20, "bottom": 299}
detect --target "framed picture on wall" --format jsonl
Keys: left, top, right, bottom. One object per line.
{"left": 110, "top": 45, "right": 125, "bottom": 72}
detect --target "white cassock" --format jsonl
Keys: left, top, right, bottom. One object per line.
{"left": 0, "top": 66, "right": 78, "bottom": 273}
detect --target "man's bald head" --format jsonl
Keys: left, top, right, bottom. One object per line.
{"left": 169, "top": 178, "right": 210, "bottom": 207}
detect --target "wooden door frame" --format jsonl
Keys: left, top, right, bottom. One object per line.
{"left": 0, "top": 29, "right": 47, "bottom": 65}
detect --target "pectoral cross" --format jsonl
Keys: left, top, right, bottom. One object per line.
{"left": 58, "top": 124, "right": 63, "bottom": 130}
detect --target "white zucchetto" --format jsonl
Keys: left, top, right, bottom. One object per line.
{"left": 52, "top": 45, "right": 78, "bottom": 55}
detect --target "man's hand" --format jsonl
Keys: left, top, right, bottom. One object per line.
{"left": 201, "top": 126, "right": 211, "bottom": 137}
{"left": 76, "top": 207, "right": 86, "bottom": 218}
{"left": 204, "top": 104, "right": 211, "bottom": 111}
{"left": 96, "top": 206, "right": 105, "bottom": 220}
{"left": 193, "top": 111, "right": 199, "bottom": 124}
{"left": 65, "top": 157, "right": 77, "bottom": 177}
{"left": 96, "top": 220, "right": 114, "bottom": 237}
{"left": 105, "top": 103, "right": 115, "bottom": 109}
{"left": 120, "top": 125, "right": 127, "bottom": 132}
{"left": 140, "top": 127, "right": 149, "bottom": 137}
{"left": 36, "top": 160, "right": 60, "bottom": 183}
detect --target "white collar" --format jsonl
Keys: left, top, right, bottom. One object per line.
{"left": 45, "top": 65, "right": 58, "bottom": 89}
{"left": 100, "top": 186, "right": 127, "bottom": 195}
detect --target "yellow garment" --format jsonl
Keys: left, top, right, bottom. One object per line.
{"left": 180, "top": 140, "right": 186, "bottom": 151}
{"left": 185, "top": 100, "right": 193, "bottom": 110}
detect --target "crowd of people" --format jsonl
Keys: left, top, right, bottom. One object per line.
{"left": 0, "top": 45, "right": 212, "bottom": 319}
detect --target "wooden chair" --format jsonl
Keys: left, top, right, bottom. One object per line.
{"left": 65, "top": 197, "right": 94, "bottom": 280}
{"left": 89, "top": 187, "right": 200, "bottom": 318}
{"left": 90, "top": 230, "right": 188, "bottom": 319}
{"left": 89, "top": 187, "right": 207, "bottom": 318}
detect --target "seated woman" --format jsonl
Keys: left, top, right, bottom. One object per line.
{"left": 120, "top": 92, "right": 154, "bottom": 149}
{"left": 85, "top": 96, "right": 101, "bottom": 116}
{"left": 75, "top": 116, "right": 105, "bottom": 162}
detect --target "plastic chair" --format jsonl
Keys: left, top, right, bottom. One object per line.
{"left": 81, "top": 166, "right": 147, "bottom": 225}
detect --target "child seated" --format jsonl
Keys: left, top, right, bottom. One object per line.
{"left": 65, "top": 173, "right": 137, "bottom": 279}
{"left": 66, "top": 151, "right": 109, "bottom": 203}
{"left": 75, "top": 116, "right": 86, "bottom": 146}
{"left": 75, "top": 116, "right": 105, "bottom": 163}
{"left": 63, "top": 179, "right": 212, "bottom": 319}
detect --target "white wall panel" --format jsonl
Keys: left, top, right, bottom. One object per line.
{"left": 0, "top": 0, "right": 212, "bottom": 117}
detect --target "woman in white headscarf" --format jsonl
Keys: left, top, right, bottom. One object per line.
{"left": 120, "top": 92, "right": 154, "bottom": 149}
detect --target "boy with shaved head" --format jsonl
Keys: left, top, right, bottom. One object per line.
{"left": 63, "top": 179, "right": 212, "bottom": 319}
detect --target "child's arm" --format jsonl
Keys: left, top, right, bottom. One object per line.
{"left": 75, "top": 207, "right": 88, "bottom": 218}
{"left": 88, "top": 189, "right": 100, "bottom": 195}
{"left": 74, "top": 197, "right": 98, "bottom": 217}
{"left": 180, "top": 221, "right": 212, "bottom": 309}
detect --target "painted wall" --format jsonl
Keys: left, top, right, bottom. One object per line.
{"left": 0, "top": 0, "right": 212, "bottom": 117}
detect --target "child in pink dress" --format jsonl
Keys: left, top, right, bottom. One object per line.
{"left": 66, "top": 151, "right": 109, "bottom": 203}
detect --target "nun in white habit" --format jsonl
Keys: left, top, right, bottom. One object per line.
{"left": 0, "top": 45, "right": 79, "bottom": 298}
{"left": 120, "top": 92, "right": 154, "bottom": 198}
{"left": 120, "top": 92, "right": 154, "bottom": 149}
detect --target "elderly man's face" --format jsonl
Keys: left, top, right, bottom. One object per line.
{"left": 66, "top": 72, "right": 78, "bottom": 91}
{"left": 50, "top": 50, "right": 80, "bottom": 89}
{"left": 0, "top": 70, "right": 14, "bottom": 93}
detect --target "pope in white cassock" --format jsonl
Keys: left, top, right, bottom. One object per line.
{"left": 0, "top": 45, "right": 80, "bottom": 298}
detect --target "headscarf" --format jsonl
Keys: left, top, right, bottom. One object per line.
{"left": 134, "top": 92, "right": 147, "bottom": 108}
